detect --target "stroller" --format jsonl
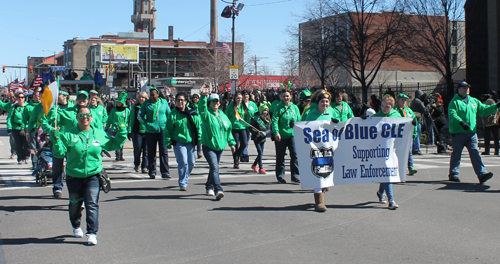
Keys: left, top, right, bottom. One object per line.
{"left": 32, "top": 133, "right": 53, "bottom": 186}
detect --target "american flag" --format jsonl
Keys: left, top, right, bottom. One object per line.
{"left": 9, "top": 79, "right": 19, "bottom": 90}
{"left": 19, "top": 79, "right": 25, "bottom": 89}
{"left": 215, "top": 41, "right": 232, "bottom": 54}
{"left": 32, "top": 75, "right": 43, "bottom": 87}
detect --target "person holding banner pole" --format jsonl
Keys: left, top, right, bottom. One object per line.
{"left": 394, "top": 93, "right": 418, "bottom": 176}
{"left": 272, "top": 89, "right": 301, "bottom": 184}
{"left": 373, "top": 95, "right": 402, "bottom": 209}
{"left": 199, "top": 88, "right": 236, "bottom": 200}
{"left": 305, "top": 92, "right": 339, "bottom": 212}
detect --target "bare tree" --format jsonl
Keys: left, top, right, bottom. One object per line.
{"left": 279, "top": 41, "right": 299, "bottom": 82}
{"left": 401, "top": 0, "right": 466, "bottom": 101}
{"left": 323, "top": 0, "right": 407, "bottom": 102}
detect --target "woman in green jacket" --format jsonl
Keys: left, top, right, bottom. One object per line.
{"left": 165, "top": 92, "right": 201, "bottom": 191}
{"left": 272, "top": 89, "right": 301, "bottom": 184}
{"left": 331, "top": 90, "right": 354, "bottom": 121}
{"left": 106, "top": 92, "right": 130, "bottom": 161}
{"left": 8, "top": 92, "right": 30, "bottom": 164}
{"left": 373, "top": 95, "right": 401, "bottom": 210}
{"left": 51, "top": 106, "right": 127, "bottom": 245}
{"left": 199, "top": 88, "right": 236, "bottom": 200}
{"left": 225, "top": 92, "right": 250, "bottom": 169}
{"left": 129, "top": 92, "right": 149, "bottom": 173}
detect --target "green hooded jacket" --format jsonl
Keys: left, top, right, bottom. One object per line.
{"left": 199, "top": 95, "right": 236, "bottom": 151}
{"left": 90, "top": 104, "right": 108, "bottom": 128}
{"left": 51, "top": 124, "right": 127, "bottom": 178}
{"left": 42, "top": 105, "right": 101, "bottom": 133}
{"left": 105, "top": 107, "right": 130, "bottom": 132}
{"left": 26, "top": 103, "right": 44, "bottom": 132}
{"left": 138, "top": 97, "right": 171, "bottom": 133}
{"left": 225, "top": 101, "right": 251, "bottom": 130}
{"left": 9, "top": 104, "right": 28, "bottom": 130}
{"left": 164, "top": 107, "right": 202, "bottom": 149}
{"left": 305, "top": 107, "right": 335, "bottom": 121}
{"left": 331, "top": 101, "right": 354, "bottom": 121}
{"left": 271, "top": 101, "right": 301, "bottom": 139}
{"left": 448, "top": 94, "right": 498, "bottom": 134}
{"left": 129, "top": 102, "right": 146, "bottom": 134}
{"left": 22, "top": 100, "right": 41, "bottom": 131}
{"left": 301, "top": 102, "right": 336, "bottom": 119}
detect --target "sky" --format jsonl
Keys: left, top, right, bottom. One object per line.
{"left": 0, "top": 0, "right": 308, "bottom": 86}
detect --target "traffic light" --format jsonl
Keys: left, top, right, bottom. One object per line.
{"left": 2, "top": 66, "right": 5, "bottom": 73}
{"left": 105, "top": 65, "right": 109, "bottom": 74}
{"left": 29, "top": 66, "right": 33, "bottom": 74}
{"left": 110, "top": 64, "right": 114, "bottom": 72}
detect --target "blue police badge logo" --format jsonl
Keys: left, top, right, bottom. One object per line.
{"left": 310, "top": 147, "right": 334, "bottom": 178}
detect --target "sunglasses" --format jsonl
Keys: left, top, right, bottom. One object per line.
{"left": 77, "top": 113, "right": 92, "bottom": 118}
{"left": 176, "top": 99, "right": 185, "bottom": 102}
{"left": 18, "top": 97, "right": 25, "bottom": 99}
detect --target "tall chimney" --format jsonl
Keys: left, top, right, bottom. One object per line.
{"left": 210, "top": 0, "right": 218, "bottom": 44}
{"left": 169, "top": 26, "right": 173, "bottom": 41}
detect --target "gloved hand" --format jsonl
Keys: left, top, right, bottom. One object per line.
{"left": 331, "top": 118, "right": 339, "bottom": 123}
{"left": 258, "top": 131, "right": 266, "bottom": 137}
{"left": 412, "top": 119, "right": 417, "bottom": 126}
{"left": 360, "top": 115, "right": 367, "bottom": 120}
{"left": 459, "top": 121, "right": 470, "bottom": 131}
{"left": 127, "top": 133, "right": 132, "bottom": 141}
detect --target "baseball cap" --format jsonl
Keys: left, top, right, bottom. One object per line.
{"left": 208, "top": 94, "right": 220, "bottom": 102}
{"left": 396, "top": 93, "right": 409, "bottom": 99}
{"left": 458, "top": 81, "right": 470, "bottom": 89}
{"left": 90, "top": 89, "right": 99, "bottom": 95}
{"left": 77, "top": 90, "right": 89, "bottom": 99}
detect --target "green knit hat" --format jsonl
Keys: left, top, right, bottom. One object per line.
{"left": 117, "top": 92, "right": 128, "bottom": 105}
{"left": 300, "top": 89, "right": 312, "bottom": 100}
{"left": 259, "top": 104, "right": 269, "bottom": 114}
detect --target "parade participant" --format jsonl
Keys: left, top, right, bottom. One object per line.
{"left": 394, "top": 93, "right": 418, "bottom": 175}
{"left": 331, "top": 90, "right": 354, "bottom": 121}
{"left": 482, "top": 98, "right": 499, "bottom": 155}
{"left": 249, "top": 104, "right": 272, "bottom": 174}
{"left": 129, "top": 92, "right": 149, "bottom": 173}
{"left": 269, "top": 90, "right": 284, "bottom": 118}
{"left": 305, "top": 92, "right": 337, "bottom": 212}
{"left": 89, "top": 94, "right": 107, "bottom": 129}
{"left": 301, "top": 89, "right": 335, "bottom": 119}
{"left": 272, "top": 89, "right": 301, "bottom": 184}
{"left": 138, "top": 86, "right": 171, "bottom": 179}
{"left": 105, "top": 92, "right": 130, "bottom": 161}
{"left": 240, "top": 90, "right": 258, "bottom": 163}
{"left": 298, "top": 89, "right": 312, "bottom": 116}
{"left": 1, "top": 92, "right": 29, "bottom": 164}
{"left": 41, "top": 90, "right": 91, "bottom": 198}
{"left": 23, "top": 88, "right": 43, "bottom": 168}
{"left": 225, "top": 92, "right": 250, "bottom": 169}
{"left": 0, "top": 97, "right": 16, "bottom": 159}
{"left": 50, "top": 106, "right": 127, "bottom": 245}
{"left": 199, "top": 88, "right": 236, "bottom": 200}
{"left": 448, "top": 81, "right": 499, "bottom": 184}
{"left": 373, "top": 95, "right": 401, "bottom": 209}
{"left": 188, "top": 93, "right": 203, "bottom": 159}
{"left": 165, "top": 92, "right": 201, "bottom": 191}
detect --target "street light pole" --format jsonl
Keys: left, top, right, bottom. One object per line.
{"left": 148, "top": 7, "right": 157, "bottom": 87}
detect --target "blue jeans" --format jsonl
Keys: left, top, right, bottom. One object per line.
{"left": 275, "top": 136, "right": 299, "bottom": 181}
{"left": 241, "top": 129, "right": 250, "bottom": 159}
{"left": 52, "top": 155, "right": 65, "bottom": 194}
{"left": 253, "top": 141, "right": 265, "bottom": 169}
{"left": 408, "top": 151, "right": 414, "bottom": 169}
{"left": 449, "top": 133, "right": 487, "bottom": 178}
{"left": 132, "top": 133, "right": 148, "bottom": 169}
{"left": 232, "top": 129, "right": 248, "bottom": 160}
{"left": 115, "top": 147, "right": 123, "bottom": 157}
{"left": 379, "top": 183, "right": 394, "bottom": 202}
{"left": 67, "top": 175, "right": 100, "bottom": 234}
{"left": 412, "top": 123, "right": 421, "bottom": 152}
{"left": 174, "top": 142, "right": 196, "bottom": 188}
{"left": 203, "top": 145, "right": 223, "bottom": 193}
{"left": 146, "top": 131, "right": 169, "bottom": 178}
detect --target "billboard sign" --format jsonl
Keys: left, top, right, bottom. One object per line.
{"left": 100, "top": 44, "right": 139, "bottom": 64}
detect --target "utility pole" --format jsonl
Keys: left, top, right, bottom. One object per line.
{"left": 210, "top": 0, "right": 218, "bottom": 45}
{"left": 251, "top": 55, "right": 268, "bottom": 75}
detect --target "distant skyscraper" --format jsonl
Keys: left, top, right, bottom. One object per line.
{"left": 131, "top": 0, "right": 157, "bottom": 38}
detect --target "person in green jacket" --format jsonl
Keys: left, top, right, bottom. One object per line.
{"left": 128, "top": 92, "right": 149, "bottom": 173}
{"left": 240, "top": 90, "right": 258, "bottom": 163}
{"left": 199, "top": 88, "right": 236, "bottom": 200}
{"left": 225, "top": 92, "right": 250, "bottom": 168}
{"left": 301, "top": 89, "right": 335, "bottom": 119}
{"left": 89, "top": 95, "right": 108, "bottom": 129}
{"left": 272, "top": 89, "right": 301, "bottom": 184}
{"left": 106, "top": 92, "right": 130, "bottom": 161}
{"left": 305, "top": 92, "right": 338, "bottom": 212}
{"left": 189, "top": 93, "right": 203, "bottom": 159}
{"left": 51, "top": 106, "right": 127, "bottom": 246}
{"left": 373, "top": 95, "right": 401, "bottom": 210}
{"left": 138, "top": 86, "right": 171, "bottom": 179}
{"left": 448, "top": 81, "right": 499, "bottom": 184}
{"left": 0, "top": 98, "right": 16, "bottom": 159}
{"left": 331, "top": 90, "right": 354, "bottom": 121}
{"left": 394, "top": 93, "right": 418, "bottom": 176}
{"left": 165, "top": 92, "right": 202, "bottom": 191}
{"left": 23, "top": 89, "right": 42, "bottom": 168}
{"left": 9, "top": 92, "right": 30, "bottom": 164}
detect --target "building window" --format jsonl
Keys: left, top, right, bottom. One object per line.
{"left": 152, "top": 49, "right": 156, "bottom": 55}
{"left": 145, "top": 11, "right": 148, "bottom": 14}
{"left": 188, "top": 62, "right": 192, "bottom": 67}
{"left": 196, "top": 51, "right": 200, "bottom": 56}
{"left": 145, "top": 1, "right": 148, "bottom": 5}
{"left": 167, "top": 49, "right": 171, "bottom": 55}
{"left": 152, "top": 62, "right": 156, "bottom": 67}
{"left": 188, "top": 50, "right": 192, "bottom": 55}
{"left": 69, "top": 48, "right": 72, "bottom": 54}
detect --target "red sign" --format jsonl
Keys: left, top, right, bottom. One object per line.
{"left": 237, "top": 75, "right": 298, "bottom": 90}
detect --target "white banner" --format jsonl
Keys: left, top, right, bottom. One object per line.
{"left": 293, "top": 117, "right": 413, "bottom": 189}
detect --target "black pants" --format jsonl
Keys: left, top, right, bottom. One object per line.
{"left": 146, "top": 131, "right": 169, "bottom": 178}
{"left": 12, "top": 129, "right": 29, "bottom": 162}
{"left": 484, "top": 125, "right": 499, "bottom": 154}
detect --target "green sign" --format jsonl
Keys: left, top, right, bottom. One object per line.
{"left": 165, "top": 79, "right": 177, "bottom": 86}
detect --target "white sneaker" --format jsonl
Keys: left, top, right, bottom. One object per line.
{"left": 215, "top": 191, "right": 224, "bottom": 201}
{"left": 73, "top": 227, "right": 83, "bottom": 238}
{"left": 87, "top": 233, "right": 97, "bottom": 245}
{"left": 388, "top": 201, "right": 399, "bottom": 210}
{"left": 206, "top": 189, "right": 215, "bottom": 196}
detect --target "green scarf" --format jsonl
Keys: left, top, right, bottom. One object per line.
{"left": 152, "top": 100, "right": 160, "bottom": 121}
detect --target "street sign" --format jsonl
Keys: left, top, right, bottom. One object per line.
{"left": 51, "top": 66, "right": 66, "bottom": 71}
{"left": 107, "top": 76, "right": 114, "bottom": 88}
{"left": 229, "top": 65, "right": 239, "bottom": 80}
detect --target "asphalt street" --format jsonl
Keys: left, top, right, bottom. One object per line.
{"left": 0, "top": 115, "right": 499, "bottom": 264}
